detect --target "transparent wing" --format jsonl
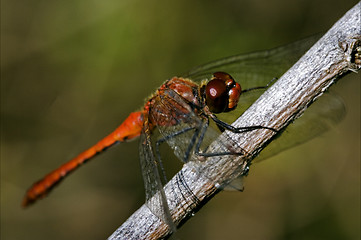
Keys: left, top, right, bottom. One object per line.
{"left": 139, "top": 123, "right": 176, "bottom": 233}
{"left": 183, "top": 35, "right": 320, "bottom": 88}
{"left": 256, "top": 92, "right": 346, "bottom": 162}
{"left": 224, "top": 92, "right": 346, "bottom": 191}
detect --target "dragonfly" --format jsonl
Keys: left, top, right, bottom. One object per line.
{"left": 22, "top": 36, "right": 345, "bottom": 234}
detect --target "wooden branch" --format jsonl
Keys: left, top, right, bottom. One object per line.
{"left": 109, "top": 2, "right": 361, "bottom": 240}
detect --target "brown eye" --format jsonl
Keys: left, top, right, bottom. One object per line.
{"left": 227, "top": 83, "right": 241, "bottom": 110}
{"left": 213, "top": 72, "right": 233, "bottom": 81}
{"left": 204, "top": 72, "right": 242, "bottom": 113}
{"left": 205, "top": 79, "right": 228, "bottom": 113}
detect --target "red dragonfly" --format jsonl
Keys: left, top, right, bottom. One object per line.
{"left": 22, "top": 36, "right": 344, "bottom": 232}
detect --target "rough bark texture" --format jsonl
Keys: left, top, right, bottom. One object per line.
{"left": 109, "top": 2, "right": 361, "bottom": 240}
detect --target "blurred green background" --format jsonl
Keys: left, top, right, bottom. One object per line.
{"left": 1, "top": 0, "right": 360, "bottom": 239}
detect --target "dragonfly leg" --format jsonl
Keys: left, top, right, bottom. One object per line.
{"left": 183, "top": 127, "right": 201, "bottom": 163}
{"left": 211, "top": 115, "right": 278, "bottom": 133}
{"left": 194, "top": 117, "right": 276, "bottom": 157}
{"left": 193, "top": 118, "right": 247, "bottom": 158}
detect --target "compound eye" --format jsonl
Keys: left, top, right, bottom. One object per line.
{"left": 227, "top": 82, "right": 241, "bottom": 110}
{"left": 205, "top": 72, "right": 242, "bottom": 113}
{"left": 212, "top": 72, "right": 233, "bottom": 81}
{"left": 205, "top": 78, "right": 228, "bottom": 113}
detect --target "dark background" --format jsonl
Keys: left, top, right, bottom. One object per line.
{"left": 1, "top": 0, "right": 360, "bottom": 239}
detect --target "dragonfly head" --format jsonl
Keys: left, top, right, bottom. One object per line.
{"left": 204, "top": 72, "right": 242, "bottom": 114}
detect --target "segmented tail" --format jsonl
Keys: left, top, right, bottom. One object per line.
{"left": 22, "top": 111, "right": 144, "bottom": 207}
